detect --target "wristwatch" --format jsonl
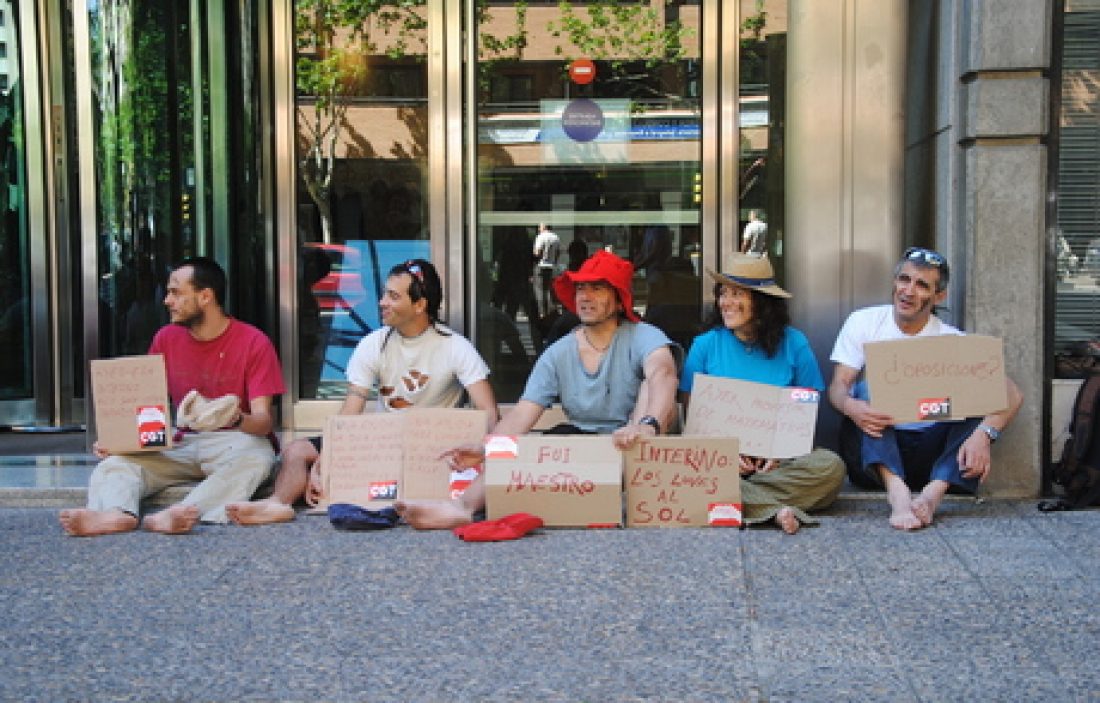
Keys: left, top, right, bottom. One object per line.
{"left": 638, "top": 415, "right": 661, "bottom": 435}
{"left": 978, "top": 423, "right": 1000, "bottom": 443}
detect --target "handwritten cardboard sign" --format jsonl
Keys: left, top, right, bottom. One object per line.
{"left": 401, "top": 408, "right": 488, "bottom": 501}
{"left": 90, "top": 354, "right": 172, "bottom": 453}
{"left": 320, "top": 408, "right": 487, "bottom": 509}
{"left": 625, "top": 436, "right": 742, "bottom": 527}
{"left": 864, "top": 334, "right": 1008, "bottom": 423}
{"left": 683, "top": 374, "right": 820, "bottom": 458}
{"left": 322, "top": 413, "right": 404, "bottom": 509}
{"left": 484, "top": 434, "right": 623, "bottom": 527}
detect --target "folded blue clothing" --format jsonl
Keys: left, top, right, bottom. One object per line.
{"left": 327, "top": 504, "right": 401, "bottom": 531}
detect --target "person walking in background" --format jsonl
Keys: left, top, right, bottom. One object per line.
{"left": 533, "top": 222, "right": 561, "bottom": 317}
{"left": 741, "top": 210, "right": 768, "bottom": 256}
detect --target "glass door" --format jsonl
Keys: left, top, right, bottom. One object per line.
{"left": 469, "top": 1, "right": 706, "bottom": 400}
{"left": 0, "top": 0, "right": 39, "bottom": 424}
{"left": 291, "top": 0, "right": 433, "bottom": 403}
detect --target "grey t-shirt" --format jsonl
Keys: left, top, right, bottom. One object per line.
{"left": 520, "top": 321, "right": 677, "bottom": 433}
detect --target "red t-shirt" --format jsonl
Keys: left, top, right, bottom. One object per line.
{"left": 149, "top": 319, "right": 286, "bottom": 413}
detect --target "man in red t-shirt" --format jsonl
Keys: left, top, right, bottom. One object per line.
{"left": 60, "top": 257, "right": 285, "bottom": 537}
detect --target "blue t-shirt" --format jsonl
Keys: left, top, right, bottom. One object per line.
{"left": 521, "top": 322, "right": 676, "bottom": 433}
{"left": 679, "top": 325, "right": 824, "bottom": 393}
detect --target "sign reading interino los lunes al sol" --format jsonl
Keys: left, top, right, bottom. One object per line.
{"left": 625, "top": 436, "right": 742, "bottom": 528}
{"left": 864, "top": 334, "right": 1008, "bottom": 423}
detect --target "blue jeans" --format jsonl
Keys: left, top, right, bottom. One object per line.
{"left": 848, "top": 381, "right": 981, "bottom": 493}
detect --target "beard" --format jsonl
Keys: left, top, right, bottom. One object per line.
{"left": 172, "top": 308, "right": 205, "bottom": 329}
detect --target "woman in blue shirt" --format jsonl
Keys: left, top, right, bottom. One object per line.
{"left": 680, "top": 255, "right": 845, "bottom": 534}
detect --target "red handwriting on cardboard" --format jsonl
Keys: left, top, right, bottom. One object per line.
{"left": 881, "top": 354, "right": 1002, "bottom": 384}
{"left": 402, "top": 409, "right": 486, "bottom": 477}
{"left": 627, "top": 438, "right": 739, "bottom": 526}
{"left": 92, "top": 358, "right": 166, "bottom": 420}
{"left": 325, "top": 414, "right": 403, "bottom": 504}
{"left": 506, "top": 471, "right": 594, "bottom": 494}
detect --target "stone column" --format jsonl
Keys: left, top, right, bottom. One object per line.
{"left": 957, "top": 0, "right": 1052, "bottom": 496}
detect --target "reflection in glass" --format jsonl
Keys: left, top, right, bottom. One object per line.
{"left": 1053, "top": 3, "right": 1100, "bottom": 370}
{"left": 294, "top": 1, "right": 431, "bottom": 399}
{"left": 86, "top": 3, "right": 266, "bottom": 360}
{"left": 0, "top": 1, "right": 31, "bottom": 400}
{"left": 474, "top": 2, "right": 704, "bottom": 401}
{"left": 738, "top": 0, "right": 786, "bottom": 268}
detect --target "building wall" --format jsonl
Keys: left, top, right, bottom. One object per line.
{"left": 954, "top": 0, "right": 1052, "bottom": 495}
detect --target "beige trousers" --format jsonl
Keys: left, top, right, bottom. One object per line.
{"left": 740, "top": 447, "right": 846, "bottom": 527}
{"left": 86, "top": 431, "right": 275, "bottom": 523}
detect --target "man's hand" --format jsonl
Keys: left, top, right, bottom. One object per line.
{"left": 440, "top": 445, "right": 487, "bottom": 470}
{"left": 957, "top": 429, "right": 992, "bottom": 483}
{"left": 612, "top": 422, "right": 656, "bottom": 451}
{"left": 844, "top": 398, "right": 895, "bottom": 438}
{"left": 304, "top": 460, "right": 324, "bottom": 507}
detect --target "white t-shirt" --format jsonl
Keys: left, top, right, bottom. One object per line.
{"left": 533, "top": 230, "right": 561, "bottom": 269}
{"left": 830, "top": 304, "right": 962, "bottom": 373}
{"left": 346, "top": 324, "right": 490, "bottom": 412}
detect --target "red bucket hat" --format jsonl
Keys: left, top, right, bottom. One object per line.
{"left": 553, "top": 250, "right": 640, "bottom": 323}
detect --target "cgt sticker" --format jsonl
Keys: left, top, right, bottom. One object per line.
{"left": 789, "top": 388, "right": 820, "bottom": 404}
{"left": 708, "top": 502, "right": 743, "bottom": 527}
{"left": 136, "top": 405, "right": 168, "bottom": 448}
{"left": 918, "top": 397, "right": 952, "bottom": 420}
{"left": 368, "top": 481, "right": 398, "bottom": 501}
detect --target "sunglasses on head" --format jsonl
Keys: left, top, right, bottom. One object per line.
{"left": 402, "top": 260, "right": 425, "bottom": 283}
{"left": 903, "top": 247, "right": 946, "bottom": 268}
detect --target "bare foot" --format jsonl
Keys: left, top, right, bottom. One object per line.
{"left": 910, "top": 497, "right": 935, "bottom": 527}
{"left": 775, "top": 507, "right": 800, "bottom": 535}
{"left": 143, "top": 504, "right": 200, "bottom": 534}
{"left": 394, "top": 499, "right": 473, "bottom": 530}
{"left": 59, "top": 508, "right": 138, "bottom": 537}
{"left": 225, "top": 500, "right": 295, "bottom": 526}
{"left": 889, "top": 508, "right": 923, "bottom": 531}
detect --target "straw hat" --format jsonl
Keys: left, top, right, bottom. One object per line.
{"left": 553, "top": 250, "right": 641, "bottom": 322}
{"left": 707, "top": 254, "right": 791, "bottom": 298}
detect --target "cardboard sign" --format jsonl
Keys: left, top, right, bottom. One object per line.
{"left": 90, "top": 354, "right": 172, "bottom": 453}
{"left": 484, "top": 434, "right": 623, "bottom": 527}
{"left": 320, "top": 408, "right": 487, "bottom": 508}
{"left": 400, "top": 408, "right": 488, "bottom": 501}
{"left": 683, "top": 374, "right": 820, "bottom": 458}
{"left": 625, "top": 436, "right": 742, "bottom": 528}
{"left": 322, "top": 413, "right": 404, "bottom": 509}
{"left": 864, "top": 335, "right": 1008, "bottom": 423}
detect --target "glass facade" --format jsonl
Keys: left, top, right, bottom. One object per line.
{"left": 473, "top": 1, "right": 704, "bottom": 400}
{"left": 1054, "top": 0, "right": 1100, "bottom": 373}
{"left": 85, "top": 0, "right": 270, "bottom": 362}
{"left": 0, "top": 0, "right": 31, "bottom": 406}
{"left": 293, "top": 0, "right": 431, "bottom": 401}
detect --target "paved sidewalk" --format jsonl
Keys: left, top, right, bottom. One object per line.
{"left": 2, "top": 499, "right": 1098, "bottom": 702}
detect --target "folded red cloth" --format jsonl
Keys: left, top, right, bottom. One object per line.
{"left": 453, "top": 512, "right": 544, "bottom": 542}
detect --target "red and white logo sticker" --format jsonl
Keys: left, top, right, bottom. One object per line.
{"left": 485, "top": 435, "right": 519, "bottom": 459}
{"left": 789, "top": 388, "right": 820, "bottom": 403}
{"left": 136, "top": 405, "right": 168, "bottom": 448}
{"left": 708, "top": 502, "right": 743, "bottom": 527}
{"left": 449, "top": 467, "right": 480, "bottom": 499}
{"left": 368, "top": 481, "right": 399, "bottom": 501}
{"left": 917, "top": 397, "right": 952, "bottom": 420}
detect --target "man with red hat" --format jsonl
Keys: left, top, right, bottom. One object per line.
{"left": 397, "top": 250, "right": 681, "bottom": 529}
